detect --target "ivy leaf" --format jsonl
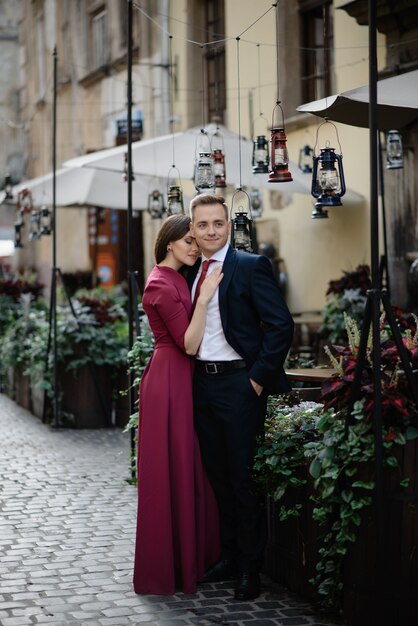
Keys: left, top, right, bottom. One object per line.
{"left": 309, "top": 458, "right": 322, "bottom": 479}
{"left": 352, "top": 480, "right": 375, "bottom": 490}
{"left": 405, "top": 426, "right": 418, "bottom": 441}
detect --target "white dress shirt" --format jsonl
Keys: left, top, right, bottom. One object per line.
{"left": 192, "top": 242, "right": 242, "bottom": 361}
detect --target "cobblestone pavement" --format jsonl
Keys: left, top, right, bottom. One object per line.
{"left": 0, "top": 394, "right": 342, "bottom": 626}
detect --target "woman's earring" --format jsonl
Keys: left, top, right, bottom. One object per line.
{"left": 167, "top": 246, "right": 172, "bottom": 252}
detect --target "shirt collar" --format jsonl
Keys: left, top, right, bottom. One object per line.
{"left": 201, "top": 242, "right": 230, "bottom": 264}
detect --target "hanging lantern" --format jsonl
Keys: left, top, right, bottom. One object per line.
{"left": 311, "top": 146, "right": 346, "bottom": 207}
{"left": 14, "top": 222, "right": 23, "bottom": 248}
{"left": 230, "top": 188, "right": 255, "bottom": 253}
{"left": 147, "top": 190, "right": 166, "bottom": 219}
{"left": 212, "top": 149, "right": 226, "bottom": 188}
{"left": 4, "top": 174, "right": 13, "bottom": 200}
{"left": 123, "top": 152, "right": 135, "bottom": 181}
{"left": 268, "top": 101, "right": 293, "bottom": 183}
{"left": 40, "top": 205, "right": 52, "bottom": 235}
{"left": 17, "top": 187, "right": 33, "bottom": 213}
{"left": 298, "top": 144, "right": 314, "bottom": 173}
{"left": 167, "top": 185, "right": 184, "bottom": 215}
{"left": 28, "top": 210, "right": 41, "bottom": 241}
{"left": 194, "top": 151, "right": 215, "bottom": 192}
{"left": 252, "top": 135, "right": 269, "bottom": 174}
{"left": 386, "top": 130, "right": 403, "bottom": 170}
{"left": 311, "top": 205, "right": 329, "bottom": 219}
{"left": 268, "top": 127, "right": 293, "bottom": 183}
{"left": 249, "top": 188, "right": 263, "bottom": 218}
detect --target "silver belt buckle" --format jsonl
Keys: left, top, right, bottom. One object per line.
{"left": 205, "top": 362, "right": 218, "bottom": 374}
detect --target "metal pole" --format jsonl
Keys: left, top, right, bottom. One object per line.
{"left": 127, "top": 0, "right": 136, "bottom": 479}
{"left": 378, "top": 132, "right": 390, "bottom": 297}
{"left": 52, "top": 47, "right": 59, "bottom": 428}
{"left": 368, "top": 0, "right": 385, "bottom": 615}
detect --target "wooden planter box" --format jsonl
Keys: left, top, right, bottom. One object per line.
{"left": 263, "top": 439, "right": 418, "bottom": 626}
{"left": 14, "top": 369, "right": 32, "bottom": 411}
{"left": 59, "top": 362, "right": 113, "bottom": 428}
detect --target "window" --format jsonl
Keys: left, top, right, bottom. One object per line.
{"left": 299, "top": 0, "right": 334, "bottom": 102}
{"left": 204, "top": 0, "right": 226, "bottom": 124}
{"left": 91, "top": 8, "right": 109, "bottom": 68}
{"left": 36, "top": 12, "right": 46, "bottom": 100}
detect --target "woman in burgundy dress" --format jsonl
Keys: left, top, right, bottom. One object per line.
{"left": 133, "top": 214, "right": 222, "bottom": 595}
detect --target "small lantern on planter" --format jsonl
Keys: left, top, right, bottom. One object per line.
{"left": 386, "top": 130, "right": 403, "bottom": 170}
{"left": 249, "top": 188, "right": 263, "bottom": 218}
{"left": 28, "top": 210, "right": 41, "bottom": 241}
{"left": 268, "top": 102, "right": 293, "bottom": 183}
{"left": 147, "top": 189, "right": 166, "bottom": 220}
{"left": 40, "top": 205, "right": 52, "bottom": 235}
{"left": 311, "top": 145, "right": 346, "bottom": 207}
{"left": 230, "top": 188, "right": 255, "bottom": 253}
{"left": 298, "top": 144, "right": 314, "bottom": 173}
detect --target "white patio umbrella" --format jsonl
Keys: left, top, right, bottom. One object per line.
{"left": 296, "top": 69, "right": 418, "bottom": 130}
{"left": 63, "top": 123, "right": 321, "bottom": 196}
{"left": 10, "top": 167, "right": 161, "bottom": 210}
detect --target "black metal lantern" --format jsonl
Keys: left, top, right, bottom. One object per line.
{"left": 123, "top": 152, "right": 135, "bottom": 181}
{"left": 311, "top": 205, "right": 329, "bottom": 219}
{"left": 298, "top": 144, "right": 314, "bottom": 173}
{"left": 212, "top": 149, "right": 226, "bottom": 188}
{"left": 252, "top": 135, "right": 269, "bottom": 174}
{"left": 147, "top": 189, "right": 166, "bottom": 219}
{"left": 386, "top": 129, "right": 403, "bottom": 170}
{"left": 28, "top": 210, "right": 41, "bottom": 241}
{"left": 230, "top": 188, "right": 255, "bottom": 253}
{"left": 41, "top": 205, "right": 52, "bottom": 235}
{"left": 167, "top": 185, "right": 184, "bottom": 215}
{"left": 268, "top": 102, "right": 293, "bottom": 183}
{"left": 4, "top": 174, "right": 13, "bottom": 200}
{"left": 311, "top": 146, "right": 346, "bottom": 207}
{"left": 249, "top": 188, "right": 263, "bottom": 218}
{"left": 14, "top": 221, "right": 23, "bottom": 248}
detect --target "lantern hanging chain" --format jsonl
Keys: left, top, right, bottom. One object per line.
{"left": 275, "top": 1, "right": 280, "bottom": 105}
{"left": 168, "top": 34, "right": 176, "bottom": 169}
{"left": 236, "top": 36, "right": 243, "bottom": 191}
{"left": 257, "top": 43, "right": 263, "bottom": 116}
{"left": 200, "top": 46, "right": 206, "bottom": 130}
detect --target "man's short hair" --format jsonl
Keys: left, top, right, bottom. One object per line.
{"left": 189, "top": 193, "right": 229, "bottom": 221}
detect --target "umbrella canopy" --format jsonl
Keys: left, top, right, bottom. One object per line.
{"left": 9, "top": 167, "right": 160, "bottom": 210}
{"left": 63, "top": 123, "right": 318, "bottom": 196}
{"left": 297, "top": 70, "right": 418, "bottom": 130}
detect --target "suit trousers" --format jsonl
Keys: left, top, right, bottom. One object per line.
{"left": 193, "top": 367, "right": 268, "bottom": 572}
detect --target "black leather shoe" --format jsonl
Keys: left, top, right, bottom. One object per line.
{"left": 234, "top": 571, "right": 260, "bottom": 600}
{"left": 199, "top": 558, "right": 237, "bottom": 583}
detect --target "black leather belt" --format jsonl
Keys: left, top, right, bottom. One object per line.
{"left": 196, "top": 360, "right": 247, "bottom": 374}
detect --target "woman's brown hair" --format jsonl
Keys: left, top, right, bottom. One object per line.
{"left": 154, "top": 214, "right": 192, "bottom": 264}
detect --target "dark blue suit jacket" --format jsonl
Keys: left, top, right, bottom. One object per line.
{"left": 188, "top": 245, "right": 294, "bottom": 394}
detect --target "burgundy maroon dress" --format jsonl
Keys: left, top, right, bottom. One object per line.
{"left": 133, "top": 265, "right": 220, "bottom": 595}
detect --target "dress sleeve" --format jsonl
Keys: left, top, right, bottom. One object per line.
{"left": 146, "top": 279, "right": 190, "bottom": 351}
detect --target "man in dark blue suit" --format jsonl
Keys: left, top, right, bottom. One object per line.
{"left": 189, "top": 194, "right": 294, "bottom": 600}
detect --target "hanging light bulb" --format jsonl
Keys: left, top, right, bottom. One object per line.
{"left": 167, "top": 185, "right": 184, "bottom": 215}
{"left": 230, "top": 188, "right": 255, "bottom": 253}
{"left": 386, "top": 130, "right": 403, "bottom": 170}
{"left": 28, "top": 210, "right": 41, "bottom": 241}
{"left": 252, "top": 135, "right": 269, "bottom": 174}
{"left": 147, "top": 190, "right": 166, "bottom": 219}
{"left": 298, "top": 144, "right": 314, "bottom": 173}
{"left": 249, "top": 188, "right": 263, "bottom": 218}
{"left": 311, "top": 146, "right": 346, "bottom": 207}
{"left": 40, "top": 205, "right": 52, "bottom": 235}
